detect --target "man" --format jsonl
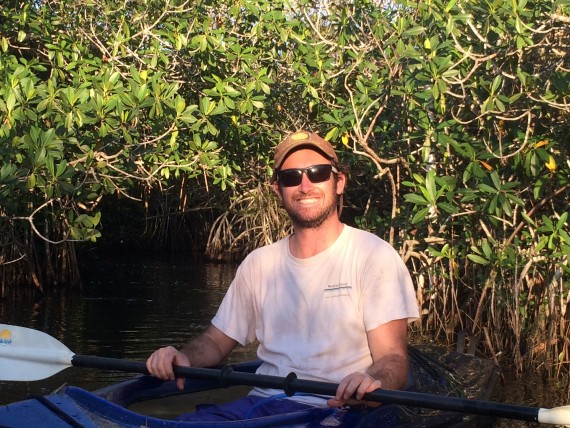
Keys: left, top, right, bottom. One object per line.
{"left": 146, "top": 130, "right": 419, "bottom": 421}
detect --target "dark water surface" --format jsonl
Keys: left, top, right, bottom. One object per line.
{"left": 1, "top": 254, "right": 568, "bottom": 427}
{"left": 0, "top": 253, "right": 257, "bottom": 406}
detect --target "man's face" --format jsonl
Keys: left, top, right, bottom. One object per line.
{"left": 273, "top": 148, "right": 345, "bottom": 229}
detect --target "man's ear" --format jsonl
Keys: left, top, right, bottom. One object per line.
{"left": 272, "top": 181, "right": 282, "bottom": 201}
{"left": 336, "top": 172, "right": 346, "bottom": 195}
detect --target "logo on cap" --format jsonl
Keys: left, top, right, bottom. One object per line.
{"left": 290, "top": 132, "right": 310, "bottom": 141}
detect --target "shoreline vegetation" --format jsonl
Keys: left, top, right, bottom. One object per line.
{"left": 0, "top": 0, "right": 568, "bottom": 381}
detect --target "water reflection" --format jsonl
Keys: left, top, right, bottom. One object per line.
{"left": 0, "top": 254, "right": 257, "bottom": 405}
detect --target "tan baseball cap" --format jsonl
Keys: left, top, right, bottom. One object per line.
{"left": 273, "top": 130, "right": 338, "bottom": 176}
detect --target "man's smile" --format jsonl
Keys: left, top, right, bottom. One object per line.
{"left": 296, "top": 196, "right": 320, "bottom": 205}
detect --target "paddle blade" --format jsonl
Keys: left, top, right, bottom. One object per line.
{"left": 0, "top": 324, "right": 74, "bottom": 381}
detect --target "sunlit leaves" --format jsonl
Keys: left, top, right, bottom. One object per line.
{"left": 1, "top": 0, "right": 265, "bottom": 244}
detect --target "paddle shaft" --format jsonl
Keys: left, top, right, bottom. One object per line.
{"left": 71, "top": 354, "right": 540, "bottom": 423}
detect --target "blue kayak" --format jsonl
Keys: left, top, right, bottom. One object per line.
{"left": 0, "top": 346, "right": 498, "bottom": 427}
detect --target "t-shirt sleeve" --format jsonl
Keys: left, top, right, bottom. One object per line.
{"left": 211, "top": 263, "right": 257, "bottom": 346}
{"left": 362, "top": 242, "right": 419, "bottom": 331}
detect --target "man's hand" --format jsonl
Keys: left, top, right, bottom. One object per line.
{"left": 146, "top": 345, "right": 190, "bottom": 391}
{"left": 146, "top": 325, "right": 238, "bottom": 391}
{"left": 327, "top": 372, "right": 382, "bottom": 407}
{"left": 326, "top": 319, "right": 411, "bottom": 408}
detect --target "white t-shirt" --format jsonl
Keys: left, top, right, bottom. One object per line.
{"left": 211, "top": 225, "right": 419, "bottom": 404}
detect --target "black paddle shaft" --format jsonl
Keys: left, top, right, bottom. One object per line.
{"left": 71, "top": 355, "right": 540, "bottom": 422}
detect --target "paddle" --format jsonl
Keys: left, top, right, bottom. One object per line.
{"left": 1, "top": 324, "right": 569, "bottom": 425}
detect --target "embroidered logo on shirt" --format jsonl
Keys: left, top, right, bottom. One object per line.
{"left": 323, "top": 283, "right": 352, "bottom": 298}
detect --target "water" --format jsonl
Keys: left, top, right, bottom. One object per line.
{"left": 0, "top": 253, "right": 257, "bottom": 405}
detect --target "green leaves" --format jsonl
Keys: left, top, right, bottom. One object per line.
{"left": 69, "top": 211, "right": 102, "bottom": 242}
{"left": 536, "top": 212, "right": 570, "bottom": 256}
{"left": 403, "top": 26, "right": 426, "bottom": 37}
{"left": 403, "top": 170, "right": 458, "bottom": 224}
{"left": 468, "top": 241, "right": 493, "bottom": 266}
{"left": 0, "top": 2, "right": 218, "bottom": 244}
{"left": 475, "top": 171, "right": 524, "bottom": 218}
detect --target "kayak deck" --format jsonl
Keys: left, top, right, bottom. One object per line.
{"left": 0, "top": 345, "right": 499, "bottom": 427}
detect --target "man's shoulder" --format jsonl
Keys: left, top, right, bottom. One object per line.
{"left": 243, "top": 236, "right": 287, "bottom": 262}
{"left": 345, "top": 225, "right": 389, "bottom": 246}
{"left": 342, "top": 226, "right": 403, "bottom": 261}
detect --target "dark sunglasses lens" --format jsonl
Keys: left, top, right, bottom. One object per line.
{"left": 279, "top": 170, "right": 303, "bottom": 186}
{"left": 306, "top": 165, "right": 332, "bottom": 183}
{"left": 278, "top": 165, "right": 333, "bottom": 187}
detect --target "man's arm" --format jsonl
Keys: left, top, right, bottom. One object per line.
{"left": 365, "top": 318, "right": 409, "bottom": 389}
{"left": 146, "top": 324, "right": 238, "bottom": 390}
{"left": 327, "top": 318, "right": 409, "bottom": 407}
{"left": 179, "top": 324, "right": 238, "bottom": 367}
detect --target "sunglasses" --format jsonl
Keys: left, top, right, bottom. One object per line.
{"left": 276, "top": 164, "right": 338, "bottom": 187}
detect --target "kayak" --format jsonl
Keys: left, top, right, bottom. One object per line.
{"left": 0, "top": 345, "right": 498, "bottom": 428}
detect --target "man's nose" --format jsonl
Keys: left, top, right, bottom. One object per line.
{"left": 298, "top": 172, "right": 314, "bottom": 191}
